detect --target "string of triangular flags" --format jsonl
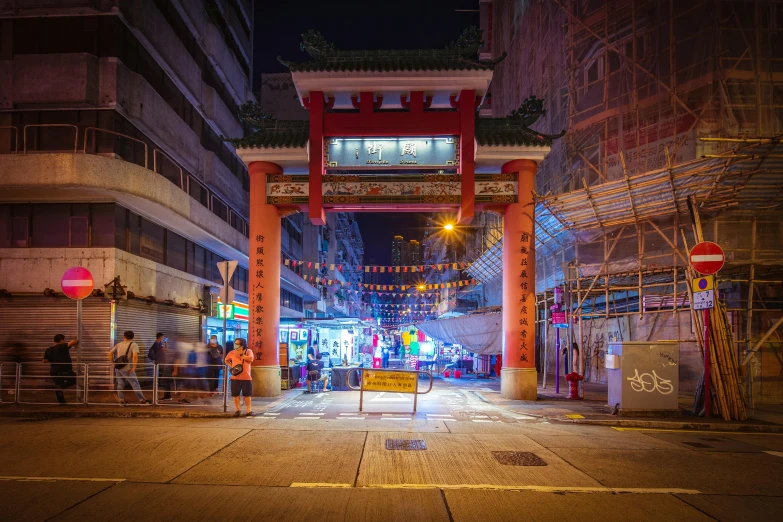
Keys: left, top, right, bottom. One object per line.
{"left": 367, "top": 303, "right": 436, "bottom": 308}
{"left": 282, "top": 257, "right": 470, "bottom": 273}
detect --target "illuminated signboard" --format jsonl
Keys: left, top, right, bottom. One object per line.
{"left": 325, "top": 137, "right": 458, "bottom": 169}
{"left": 217, "top": 304, "right": 234, "bottom": 320}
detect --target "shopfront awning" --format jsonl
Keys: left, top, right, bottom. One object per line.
{"left": 415, "top": 312, "right": 502, "bottom": 356}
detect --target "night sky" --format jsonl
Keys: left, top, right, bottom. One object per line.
{"left": 252, "top": 0, "right": 479, "bottom": 265}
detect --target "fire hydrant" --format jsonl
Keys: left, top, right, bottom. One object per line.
{"left": 565, "top": 372, "right": 584, "bottom": 400}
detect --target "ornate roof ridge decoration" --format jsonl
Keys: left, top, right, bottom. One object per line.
{"left": 277, "top": 27, "right": 506, "bottom": 72}
{"left": 476, "top": 95, "right": 566, "bottom": 147}
{"left": 224, "top": 102, "right": 309, "bottom": 149}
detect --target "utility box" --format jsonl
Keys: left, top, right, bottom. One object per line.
{"left": 606, "top": 341, "right": 679, "bottom": 412}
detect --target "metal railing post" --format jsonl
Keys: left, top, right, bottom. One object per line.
{"left": 223, "top": 365, "right": 228, "bottom": 413}
{"left": 84, "top": 364, "right": 89, "bottom": 406}
{"left": 153, "top": 364, "right": 159, "bottom": 406}
{"left": 15, "top": 362, "right": 21, "bottom": 404}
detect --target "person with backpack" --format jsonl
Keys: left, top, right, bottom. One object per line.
{"left": 108, "top": 330, "right": 148, "bottom": 405}
{"left": 206, "top": 335, "right": 223, "bottom": 395}
{"left": 223, "top": 338, "right": 254, "bottom": 416}
{"left": 43, "top": 334, "right": 78, "bottom": 404}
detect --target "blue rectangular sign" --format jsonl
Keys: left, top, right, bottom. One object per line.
{"left": 326, "top": 137, "right": 459, "bottom": 169}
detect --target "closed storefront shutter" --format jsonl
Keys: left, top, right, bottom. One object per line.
{"left": 114, "top": 300, "right": 202, "bottom": 358}
{"left": 0, "top": 296, "right": 111, "bottom": 381}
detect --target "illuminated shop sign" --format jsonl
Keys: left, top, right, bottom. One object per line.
{"left": 325, "top": 137, "right": 458, "bottom": 169}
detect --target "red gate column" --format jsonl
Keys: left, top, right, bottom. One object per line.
{"left": 501, "top": 159, "right": 538, "bottom": 400}
{"left": 248, "top": 161, "right": 282, "bottom": 397}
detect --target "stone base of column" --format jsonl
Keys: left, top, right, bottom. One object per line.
{"left": 501, "top": 367, "right": 538, "bottom": 400}
{"left": 251, "top": 366, "right": 281, "bottom": 397}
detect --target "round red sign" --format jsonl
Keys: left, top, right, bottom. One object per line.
{"left": 61, "top": 267, "right": 94, "bottom": 300}
{"left": 689, "top": 241, "right": 725, "bottom": 275}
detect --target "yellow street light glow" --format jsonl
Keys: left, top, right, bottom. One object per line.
{"left": 417, "top": 284, "right": 425, "bottom": 291}
{"left": 443, "top": 223, "right": 455, "bottom": 231}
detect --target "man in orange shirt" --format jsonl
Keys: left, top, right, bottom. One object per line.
{"left": 224, "top": 338, "right": 254, "bottom": 416}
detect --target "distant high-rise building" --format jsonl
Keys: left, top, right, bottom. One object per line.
{"left": 406, "top": 240, "right": 421, "bottom": 267}
{"left": 391, "top": 235, "right": 404, "bottom": 285}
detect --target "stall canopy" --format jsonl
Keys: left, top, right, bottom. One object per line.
{"left": 415, "top": 312, "right": 502, "bottom": 356}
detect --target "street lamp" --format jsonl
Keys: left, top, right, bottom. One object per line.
{"left": 443, "top": 223, "right": 455, "bottom": 231}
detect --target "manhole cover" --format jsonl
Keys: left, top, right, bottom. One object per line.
{"left": 683, "top": 442, "right": 712, "bottom": 449}
{"left": 385, "top": 439, "right": 427, "bottom": 450}
{"left": 492, "top": 451, "right": 547, "bottom": 466}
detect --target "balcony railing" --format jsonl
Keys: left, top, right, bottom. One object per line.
{"left": 1, "top": 124, "right": 249, "bottom": 238}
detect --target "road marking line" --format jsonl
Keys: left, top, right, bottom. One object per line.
{"left": 299, "top": 413, "right": 324, "bottom": 416}
{"left": 262, "top": 412, "right": 280, "bottom": 416}
{"left": 339, "top": 413, "right": 366, "bottom": 416}
{"left": 336, "top": 417, "right": 366, "bottom": 420}
{"left": 293, "top": 417, "right": 321, "bottom": 420}
{"left": 612, "top": 427, "right": 783, "bottom": 435}
{"left": 565, "top": 414, "right": 585, "bottom": 419}
{"left": 0, "top": 476, "right": 125, "bottom": 482}
{"left": 472, "top": 419, "right": 493, "bottom": 423}
{"left": 291, "top": 482, "right": 700, "bottom": 494}
{"left": 290, "top": 483, "right": 352, "bottom": 488}
{"left": 765, "top": 451, "right": 783, "bottom": 457}
{"left": 426, "top": 414, "right": 453, "bottom": 417}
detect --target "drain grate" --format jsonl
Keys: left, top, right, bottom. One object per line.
{"left": 683, "top": 442, "right": 712, "bottom": 449}
{"left": 385, "top": 439, "right": 427, "bottom": 451}
{"left": 492, "top": 451, "right": 547, "bottom": 466}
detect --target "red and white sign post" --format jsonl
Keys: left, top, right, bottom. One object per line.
{"left": 61, "top": 267, "right": 95, "bottom": 379}
{"left": 689, "top": 242, "right": 724, "bottom": 418}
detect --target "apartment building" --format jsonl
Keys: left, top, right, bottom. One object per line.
{"left": 0, "top": 0, "right": 254, "bottom": 360}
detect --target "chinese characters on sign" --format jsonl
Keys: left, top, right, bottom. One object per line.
{"left": 363, "top": 370, "right": 417, "bottom": 393}
{"left": 519, "top": 231, "right": 531, "bottom": 363}
{"left": 326, "top": 137, "right": 458, "bottom": 168}
{"left": 252, "top": 234, "right": 265, "bottom": 361}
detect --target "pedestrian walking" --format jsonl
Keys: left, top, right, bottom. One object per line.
{"left": 382, "top": 347, "right": 390, "bottom": 368}
{"left": 108, "top": 330, "right": 149, "bottom": 405}
{"left": 149, "top": 333, "right": 172, "bottom": 401}
{"left": 43, "top": 334, "right": 77, "bottom": 404}
{"left": 224, "top": 338, "right": 254, "bottom": 416}
{"left": 206, "top": 335, "right": 223, "bottom": 395}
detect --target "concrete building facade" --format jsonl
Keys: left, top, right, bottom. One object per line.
{"left": 0, "top": 0, "right": 255, "bottom": 365}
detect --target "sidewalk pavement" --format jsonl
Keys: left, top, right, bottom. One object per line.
{"left": 468, "top": 373, "right": 783, "bottom": 432}
{"left": 0, "top": 388, "right": 305, "bottom": 418}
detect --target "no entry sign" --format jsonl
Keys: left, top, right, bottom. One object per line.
{"left": 61, "top": 267, "right": 94, "bottom": 300}
{"left": 689, "top": 241, "right": 725, "bottom": 275}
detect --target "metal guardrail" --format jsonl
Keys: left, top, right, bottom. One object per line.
{"left": 23, "top": 124, "right": 79, "bottom": 154}
{"left": 347, "top": 368, "right": 433, "bottom": 412}
{"left": 0, "top": 362, "right": 229, "bottom": 410}
{"left": 1, "top": 123, "right": 249, "bottom": 237}
{"left": 0, "top": 126, "right": 19, "bottom": 154}
{"left": 84, "top": 127, "right": 149, "bottom": 169}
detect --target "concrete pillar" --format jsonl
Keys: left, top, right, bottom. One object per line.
{"left": 501, "top": 159, "right": 538, "bottom": 400}
{"left": 248, "top": 161, "right": 282, "bottom": 397}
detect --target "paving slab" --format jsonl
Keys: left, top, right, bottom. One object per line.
{"left": 0, "top": 479, "right": 117, "bottom": 522}
{"left": 643, "top": 432, "right": 767, "bottom": 452}
{"left": 720, "top": 433, "right": 783, "bottom": 452}
{"left": 445, "top": 490, "right": 711, "bottom": 522}
{"left": 675, "top": 494, "right": 783, "bottom": 522}
{"left": 549, "top": 447, "right": 783, "bottom": 495}
{"left": 0, "top": 424, "right": 248, "bottom": 482}
{"left": 357, "top": 432, "right": 602, "bottom": 487}
{"left": 173, "top": 429, "right": 365, "bottom": 486}
{"left": 51, "top": 483, "right": 450, "bottom": 521}
{"left": 523, "top": 433, "right": 685, "bottom": 450}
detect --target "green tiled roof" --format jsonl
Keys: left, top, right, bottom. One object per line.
{"left": 225, "top": 119, "right": 309, "bottom": 149}
{"left": 281, "top": 49, "right": 496, "bottom": 73}
{"left": 476, "top": 95, "right": 565, "bottom": 147}
{"left": 279, "top": 27, "right": 503, "bottom": 73}
{"left": 475, "top": 119, "right": 564, "bottom": 147}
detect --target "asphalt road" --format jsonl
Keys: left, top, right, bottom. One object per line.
{"left": 1, "top": 379, "right": 782, "bottom": 521}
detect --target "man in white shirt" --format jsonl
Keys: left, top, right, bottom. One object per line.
{"left": 108, "top": 330, "right": 148, "bottom": 405}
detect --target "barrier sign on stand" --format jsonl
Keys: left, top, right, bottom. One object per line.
{"left": 348, "top": 368, "right": 433, "bottom": 412}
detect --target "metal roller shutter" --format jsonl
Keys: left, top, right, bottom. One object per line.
{"left": 0, "top": 296, "right": 111, "bottom": 380}
{"left": 114, "top": 300, "right": 202, "bottom": 357}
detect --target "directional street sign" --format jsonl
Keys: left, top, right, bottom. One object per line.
{"left": 61, "top": 267, "right": 94, "bottom": 300}
{"left": 689, "top": 241, "right": 725, "bottom": 275}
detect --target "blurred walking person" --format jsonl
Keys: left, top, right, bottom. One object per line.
{"left": 44, "top": 334, "right": 77, "bottom": 404}
{"left": 149, "top": 332, "right": 173, "bottom": 401}
{"left": 108, "top": 330, "right": 148, "bottom": 405}
{"left": 206, "top": 335, "right": 223, "bottom": 395}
